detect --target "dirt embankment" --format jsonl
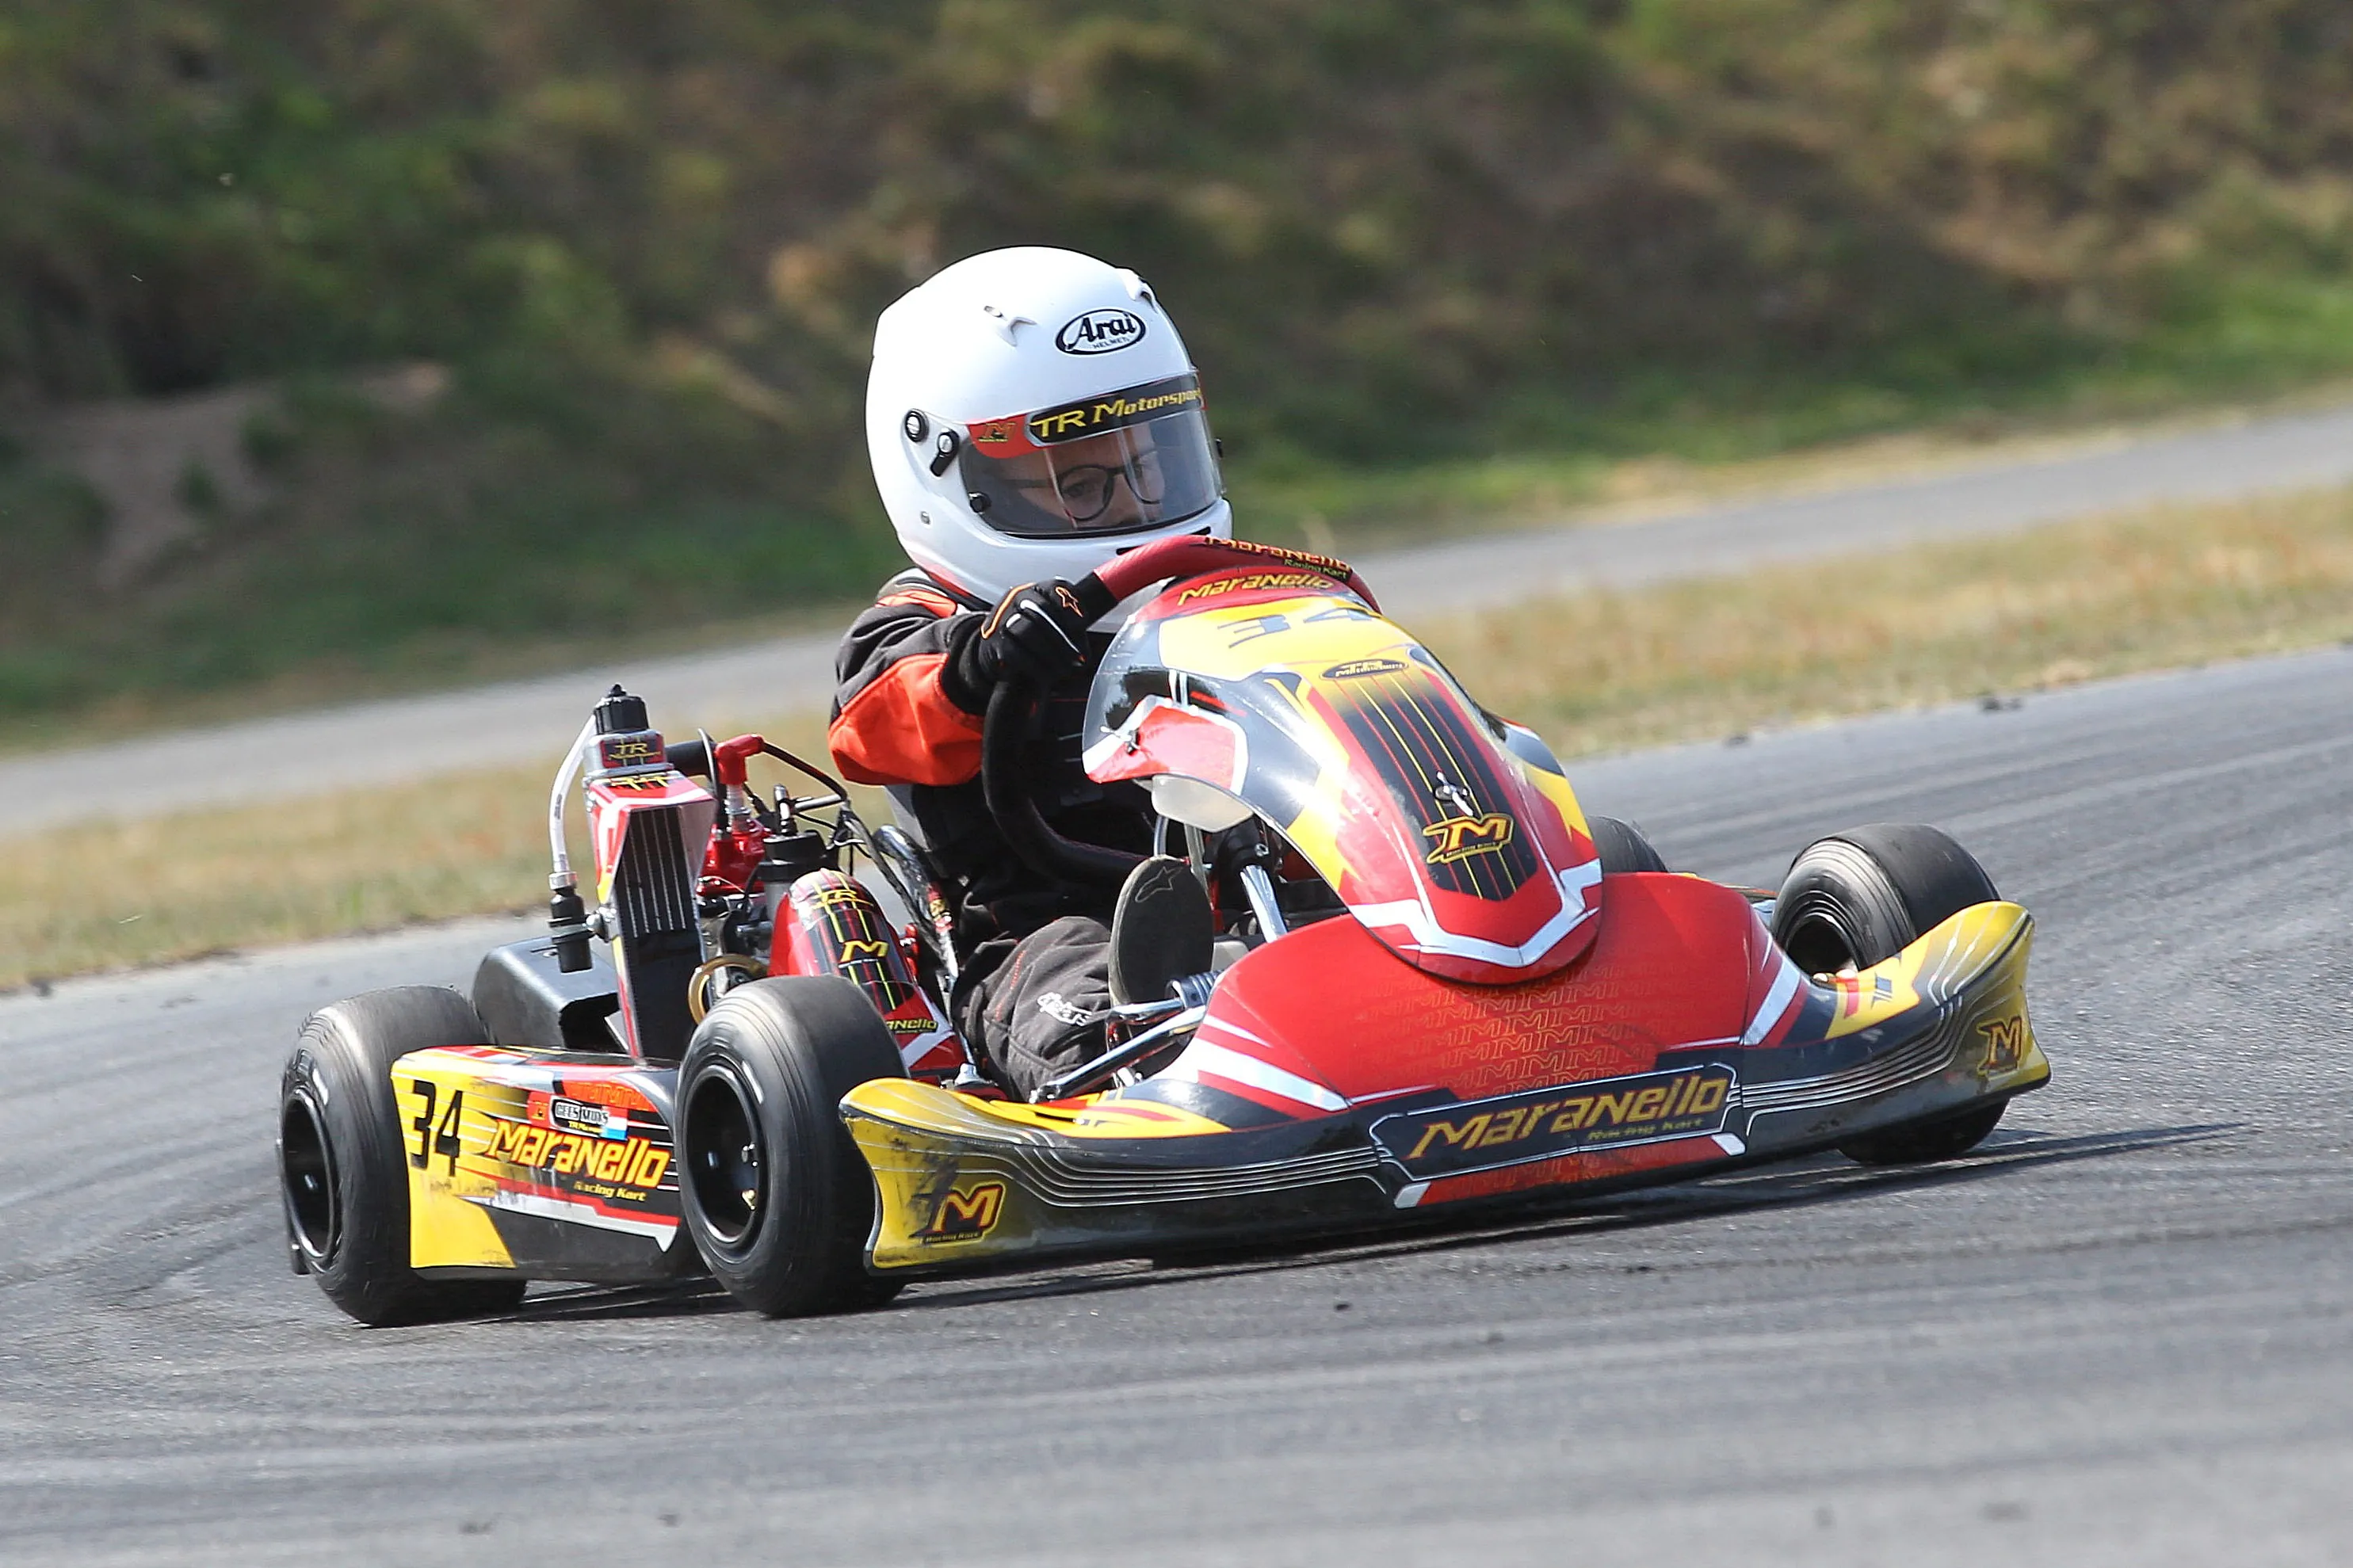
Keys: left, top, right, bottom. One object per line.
{"left": 25, "top": 364, "right": 449, "bottom": 589}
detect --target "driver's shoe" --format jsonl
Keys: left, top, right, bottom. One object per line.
{"left": 1108, "top": 856, "right": 1215, "bottom": 1007}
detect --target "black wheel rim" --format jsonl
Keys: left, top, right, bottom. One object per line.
{"left": 280, "top": 1091, "right": 340, "bottom": 1264}
{"left": 683, "top": 1062, "right": 765, "bottom": 1256}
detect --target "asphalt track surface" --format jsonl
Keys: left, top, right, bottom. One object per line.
{"left": 5, "top": 645, "right": 2351, "bottom": 1565}
{"left": 6, "top": 397, "right": 2353, "bottom": 837}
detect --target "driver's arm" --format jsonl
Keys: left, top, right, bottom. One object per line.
{"left": 829, "top": 575, "right": 1095, "bottom": 788}
{"left": 827, "top": 580, "right": 990, "bottom": 788}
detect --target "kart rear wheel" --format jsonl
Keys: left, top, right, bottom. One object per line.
{"left": 1588, "top": 815, "right": 1668, "bottom": 875}
{"left": 279, "top": 987, "right": 528, "bottom": 1326}
{"left": 1772, "top": 825, "right": 2008, "bottom": 1165}
{"left": 677, "top": 977, "right": 907, "bottom": 1317}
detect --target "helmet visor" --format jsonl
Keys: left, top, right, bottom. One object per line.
{"left": 959, "top": 373, "right": 1224, "bottom": 539}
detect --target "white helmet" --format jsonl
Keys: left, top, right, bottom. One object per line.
{"left": 866, "top": 246, "right": 1232, "bottom": 606}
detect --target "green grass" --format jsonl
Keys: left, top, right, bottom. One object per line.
{"left": 12, "top": 0, "right": 2353, "bottom": 737}
{"left": 1423, "top": 483, "right": 2353, "bottom": 757}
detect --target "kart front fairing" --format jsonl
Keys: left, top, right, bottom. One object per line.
{"left": 1080, "top": 570, "right": 1604, "bottom": 984}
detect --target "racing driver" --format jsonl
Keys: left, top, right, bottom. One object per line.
{"left": 830, "top": 246, "right": 1277, "bottom": 1099}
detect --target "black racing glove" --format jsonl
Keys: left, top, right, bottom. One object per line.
{"left": 954, "top": 579, "right": 1094, "bottom": 697}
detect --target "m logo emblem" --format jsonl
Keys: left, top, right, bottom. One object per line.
{"left": 1977, "top": 1013, "right": 2030, "bottom": 1076}
{"left": 925, "top": 1181, "right": 1007, "bottom": 1242}
{"left": 1423, "top": 812, "right": 1516, "bottom": 865}
{"left": 837, "top": 939, "right": 892, "bottom": 963}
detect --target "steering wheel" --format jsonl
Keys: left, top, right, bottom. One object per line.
{"left": 980, "top": 537, "right": 1376, "bottom": 886}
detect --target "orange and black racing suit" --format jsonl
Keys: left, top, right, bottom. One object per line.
{"left": 827, "top": 568, "right": 1152, "bottom": 1096}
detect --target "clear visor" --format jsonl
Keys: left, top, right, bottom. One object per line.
{"left": 959, "top": 378, "right": 1224, "bottom": 539}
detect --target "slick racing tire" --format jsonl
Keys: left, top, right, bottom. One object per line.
{"left": 1835, "top": 1100, "right": 2009, "bottom": 1166}
{"left": 1588, "top": 815, "right": 1669, "bottom": 875}
{"left": 280, "top": 987, "right": 528, "bottom": 1326}
{"left": 1772, "top": 824, "right": 2000, "bottom": 974}
{"left": 1771, "top": 825, "right": 2008, "bottom": 1166}
{"left": 677, "top": 977, "right": 907, "bottom": 1317}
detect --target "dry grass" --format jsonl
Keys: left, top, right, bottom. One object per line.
{"left": 6, "top": 485, "right": 2352, "bottom": 990}
{"left": 1426, "top": 484, "right": 2353, "bottom": 757}
{"left": 2, "top": 761, "right": 559, "bottom": 990}
{"left": 0, "top": 714, "right": 854, "bottom": 992}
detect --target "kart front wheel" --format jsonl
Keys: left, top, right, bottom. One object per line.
{"left": 279, "top": 987, "right": 527, "bottom": 1326}
{"left": 677, "top": 977, "right": 907, "bottom": 1317}
{"left": 1772, "top": 823, "right": 2000, "bottom": 974}
{"left": 1772, "top": 825, "right": 2008, "bottom": 1164}
{"left": 1588, "top": 815, "right": 1668, "bottom": 875}
{"left": 1838, "top": 1100, "right": 2008, "bottom": 1166}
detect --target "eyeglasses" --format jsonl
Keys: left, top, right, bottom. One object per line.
{"left": 1010, "top": 451, "right": 1167, "bottom": 525}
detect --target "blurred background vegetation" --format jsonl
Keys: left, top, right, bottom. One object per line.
{"left": 5, "top": 0, "right": 2353, "bottom": 735}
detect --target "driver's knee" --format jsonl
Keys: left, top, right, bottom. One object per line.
{"left": 961, "top": 916, "right": 1113, "bottom": 1100}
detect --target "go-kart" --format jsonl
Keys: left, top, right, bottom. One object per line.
{"left": 277, "top": 535, "right": 2049, "bottom": 1325}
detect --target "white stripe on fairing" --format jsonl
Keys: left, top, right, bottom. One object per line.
{"left": 1352, "top": 857, "right": 1605, "bottom": 970}
{"left": 1349, "top": 1084, "right": 1441, "bottom": 1107}
{"left": 1740, "top": 957, "right": 1804, "bottom": 1046}
{"left": 1203, "top": 1018, "right": 1274, "bottom": 1051}
{"left": 1167, "top": 1037, "right": 1349, "bottom": 1112}
{"left": 897, "top": 1026, "right": 954, "bottom": 1069}
{"left": 472, "top": 1188, "right": 677, "bottom": 1243}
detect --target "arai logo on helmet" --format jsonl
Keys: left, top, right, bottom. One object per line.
{"left": 1055, "top": 309, "right": 1147, "bottom": 355}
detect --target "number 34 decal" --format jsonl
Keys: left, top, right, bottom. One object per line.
{"left": 407, "top": 1080, "right": 467, "bottom": 1176}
